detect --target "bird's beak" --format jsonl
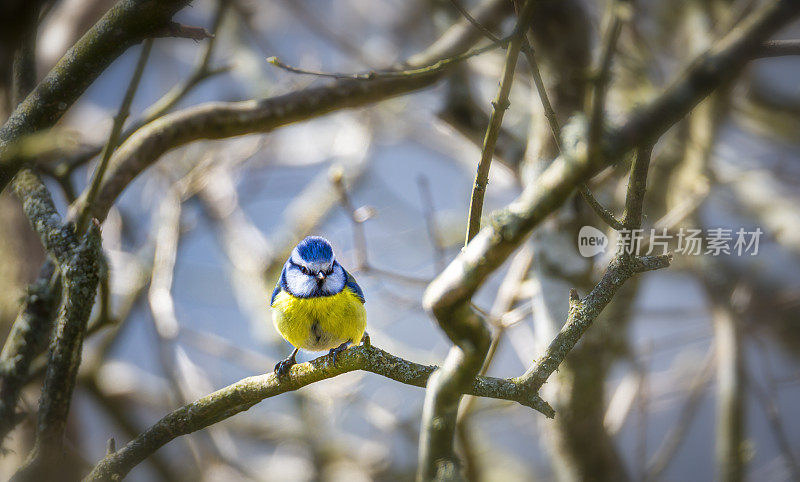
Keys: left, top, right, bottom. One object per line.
{"left": 316, "top": 271, "right": 325, "bottom": 281}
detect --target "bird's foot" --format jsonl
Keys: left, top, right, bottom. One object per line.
{"left": 360, "top": 331, "right": 370, "bottom": 347}
{"left": 274, "top": 353, "right": 297, "bottom": 377}
{"left": 328, "top": 342, "right": 350, "bottom": 365}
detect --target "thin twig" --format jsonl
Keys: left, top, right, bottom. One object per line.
{"left": 463, "top": 8, "right": 531, "bottom": 244}
{"left": 267, "top": 38, "right": 508, "bottom": 81}
{"left": 450, "top": 0, "right": 625, "bottom": 233}
{"left": 76, "top": 39, "right": 153, "bottom": 233}
{"left": 157, "top": 21, "right": 214, "bottom": 41}
{"left": 449, "top": 0, "right": 584, "bottom": 200}
{"left": 141, "top": 1, "right": 228, "bottom": 123}
{"left": 331, "top": 166, "right": 369, "bottom": 270}
{"left": 579, "top": 184, "right": 625, "bottom": 229}
{"left": 417, "top": 175, "right": 447, "bottom": 272}
{"left": 580, "top": 0, "right": 629, "bottom": 230}
{"left": 450, "top": 0, "right": 560, "bottom": 153}
{"left": 645, "top": 347, "right": 715, "bottom": 481}
{"left": 521, "top": 45, "right": 561, "bottom": 148}
{"left": 73, "top": 0, "right": 514, "bottom": 223}
{"left": 447, "top": 0, "right": 503, "bottom": 44}
{"left": 587, "top": 0, "right": 627, "bottom": 161}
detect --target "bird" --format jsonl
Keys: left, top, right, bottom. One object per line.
{"left": 270, "top": 236, "right": 367, "bottom": 377}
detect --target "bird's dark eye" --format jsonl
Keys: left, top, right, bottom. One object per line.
{"left": 299, "top": 266, "right": 309, "bottom": 275}
{"left": 324, "top": 267, "right": 334, "bottom": 276}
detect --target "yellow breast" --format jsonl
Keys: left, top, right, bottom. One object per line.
{"left": 271, "top": 288, "right": 366, "bottom": 351}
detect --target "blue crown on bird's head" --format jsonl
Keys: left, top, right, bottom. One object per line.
{"left": 295, "top": 236, "right": 334, "bottom": 263}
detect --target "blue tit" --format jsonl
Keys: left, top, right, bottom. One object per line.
{"left": 270, "top": 236, "right": 367, "bottom": 376}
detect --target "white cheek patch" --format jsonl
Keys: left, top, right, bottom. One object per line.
{"left": 321, "top": 266, "right": 346, "bottom": 295}
{"left": 285, "top": 266, "right": 318, "bottom": 297}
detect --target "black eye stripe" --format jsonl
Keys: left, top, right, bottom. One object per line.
{"left": 289, "top": 260, "right": 311, "bottom": 275}
{"left": 290, "top": 260, "right": 337, "bottom": 276}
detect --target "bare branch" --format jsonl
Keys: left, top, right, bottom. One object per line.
{"left": 76, "top": 39, "right": 153, "bottom": 233}
{"left": 0, "top": 0, "right": 193, "bottom": 192}
{"left": 157, "top": 22, "right": 214, "bottom": 41}
{"left": 267, "top": 37, "right": 507, "bottom": 81}
{"left": 58, "top": 2, "right": 230, "bottom": 175}
{"left": 14, "top": 222, "right": 102, "bottom": 481}
{"left": 587, "top": 0, "right": 628, "bottom": 161}
{"left": 0, "top": 264, "right": 58, "bottom": 443}
{"left": 448, "top": 0, "right": 503, "bottom": 44}
{"left": 463, "top": 3, "right": 533, "bottom": 244}
{"left": 11, "top": 169, "right": 79, "bottom": 266}
{"left": 419, "top": 0, "right": 800, "bottom": 459}
{"left": 71, "top": 0, "right": 513, "bottom": 223}
{"left": 578, "top": 184, "right": 625, "bottom": 230}
{"left": 517, "top": 252, "right": 670, "bottom": 392}
{"left": 420, "top": 0, "right": 543, "bottom": 477}
{"left": 754, "top": 39, "right": 800, "bottom": 57}
{"left": 84, "top": 344, "right": 553, "bottom": 481}
{"left": 579, "top": 0, "right": 629, "bottom": 230}
{"left": 519, "top": 145, "right": 660, "bottom": 391}
{"left": 0, "top": 169, "right": 80, "bottom": 444}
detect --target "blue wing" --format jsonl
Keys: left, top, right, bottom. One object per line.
{"left": 343, "top": 268, "right": 365, "bottom": 303}
{"left": 271, "top": 263, "right": 288, "bottom": 306}
{"left": 270, "top": 282, "right": 282, "bottom": 306}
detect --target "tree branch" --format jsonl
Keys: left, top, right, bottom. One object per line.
{"left": 71, "top": 0, "right": 513, "bottom": 223}
{"left": 267, "top": 38, "right": 506, "bottom": 81}
{"left": 463, "top": 2, "right": 532, "bottom": 244}
{"left": 754, "top": 39, "right": 800, "bottom": 57}
{"left": 11, "top": 169, "right": 79, "bottom": 266}
{"left": 0, "top": 0, "right": 193, "bottom": 192}
{"left": 14, "top": 223, "right": 102, "bottom": 481}
{"left": 516, "top": 143, "right": 658, "bottom": 392}
{"left": 0, "top": 264, "right": 58, "bottom": 443}
{"left": 157, "top": 22, "right": 214, "bottom": 41}
{"left": 0, "top": 130, "right": 79, "bottom": 167}
{"left": 517, "top": 252, "right": 670, "bottom": 391}
{"left": 581, "top": 0, "right": 628, "bottom": 230}
{"left": 420, "top": 1, "right": 542, "bottom": 478}
{"left": 76, "top": 38, "right": 153, "bottom": 233}
{"left": 56, "top": 1, "right": 231, "bottom": 176}
{"left": 587, "top": 0, "right": 627, "bottom": 161}
{"left": 419, "top": 0, "right": 798, "bottom": 475}
{"left": 84, "top": 343, "right": 553, "bottom": 481}
{"left": 450, "top": 0, "right": 626, "bottom": 232}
